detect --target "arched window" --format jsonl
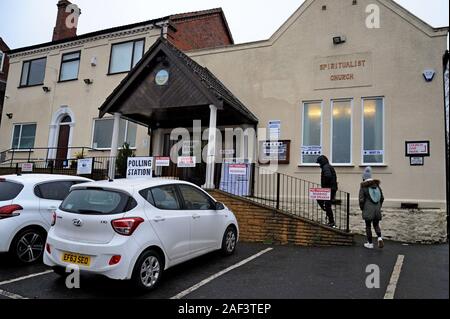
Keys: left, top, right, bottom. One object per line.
{"left": 60, "top": 115, "right": 72, "bottom": 123}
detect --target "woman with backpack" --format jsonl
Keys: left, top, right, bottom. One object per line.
{"left": 359, "top": 167, "right": 385, "bottom": 249}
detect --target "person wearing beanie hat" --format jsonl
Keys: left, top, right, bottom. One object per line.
{"left": 363, "top": 166, "right": 373, "bottom": 181}
{"left": 359, "top": 167, "right": 385, "bottom": 249}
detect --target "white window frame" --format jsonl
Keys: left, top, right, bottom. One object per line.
{"left": 0, "top": 50, "right": 4, "bottom": 73}
{"left": 361, "top": 97, "right": 386, "bottom": 166}
{"left": 10, "top": 123, "right": 37, "bottom": 150}
{"left": 91, "top": 118, "right": 137, "bottom": 150}
{"left": 300, "top": 100, "right": 323, "bottom": 166}
{"left": 330, "top": 98, "right": 353, "bottom": 166}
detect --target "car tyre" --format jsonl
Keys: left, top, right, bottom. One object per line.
{"left": 221, "top": 226, "right": 237, "bottom": 256}
{"left": 132, "top": 249, "right": 164, "bottom": 291}
{"left": 10, "top": 227, "right": 46, "bottom": 265}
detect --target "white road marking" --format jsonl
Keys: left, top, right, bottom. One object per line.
{"left": 384, "top": 255, "right": 405, "bottom": 299}
{"left": 171, "top": 248, "right": 274, "bottom": 300}
{"left": 0, "top": 288, "right": 27, "bottom": 299}
{"left": 0, "top": 270, "right": 54, "bottom": 286}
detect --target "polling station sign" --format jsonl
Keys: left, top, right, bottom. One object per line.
{"left": 309, "top": 188, "right": 331, "bottom": 201}
{"left": 127, "top": 157, "right": 153, "bottom": 179}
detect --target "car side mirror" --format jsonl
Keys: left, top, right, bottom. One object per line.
{"left": 215, "top": 202, "right": 225, "bottom": 211}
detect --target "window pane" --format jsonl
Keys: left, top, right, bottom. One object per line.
{"left": 332, "top": 100, "right": 352, "bottom": 164}
{"left": 302, "top": 102, "right": 322, "bottom": 164}
{"left": 28, "top": 58, "right": 46, "bottom": 86}
{"left": 126, "top": 122, "right": 137, "bottom": 148}
{"left": 0, "top": 51, "right": 4, "bottom": 71}
{"left": 151, "top": 186, "right": 181, "bottom": 210}
{"left": 12, "top": 125, "right": 21, "bottom": 148}
{"left": 19, "top": 124, "right": 36, "bottom": 149}
{"left": 110, "top": 42, "right": 133, "bottom": 73}
{"left": 93, "top": 119, "right": 113, "bottom": 149}
{"left": 178, "top": 185, "right": 213, "bottom": 210}
{"left": 132, "top": 40, "right": 144, "bottom": 68}
{"left": 21, "top": 62, "right": 30, "bottom": 86}
{"left": 61, "top": 189, "right": 133, "bottom": 215}
{"left": 363, "top": 98, "right": 384, "bottom": 163}
{"left": 62, "top": 52, "right": 80, "bottom": 61}
{"left": 0, "top": 181, "right": 24, "bottom": 201}
{"left": 60, "top": 60, "right": 80, "bottom": 81}
{"left": 36, "top": 181, "right": 74, "bottom": 201}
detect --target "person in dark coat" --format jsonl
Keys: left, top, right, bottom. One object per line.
{"left": 359, "top": 167, "right": 385, "bottom": 249}
{"left": 316, "top": 155, "right": 338, "bottom": 227}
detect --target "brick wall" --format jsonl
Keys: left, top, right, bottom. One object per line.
{"left": 53, "top": 0, "right": 78, "bottom": 41}
{"left": 208, "top": 190, "right": 354, "bottom": 246}
{"left": 169, "top": 9, "right": 233, "bottom": 51}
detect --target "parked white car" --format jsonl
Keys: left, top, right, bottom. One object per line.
{"left": 0, "top": 174, "right": 93, "bottom": 264}
{"left": 44, "top": 178, "right": 239, "bottom": 290}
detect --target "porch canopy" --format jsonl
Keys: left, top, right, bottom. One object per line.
{"left": 99, "top": 37, "right": 258, "bottom": 187}
{"left": 99, "top": 37, "right": 258, "bottom": 129}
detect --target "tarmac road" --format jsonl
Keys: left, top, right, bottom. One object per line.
{"left": 0, "top": 237, "right": 448, "bottom": 299}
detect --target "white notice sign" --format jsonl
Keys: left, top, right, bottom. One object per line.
{"left": 309, "top": 188, "right": 331, "bottom": 201}
{"left": 155, "top": 157, "right": 170, "bottom": 167}
{"left": 21, "top": 163, "right": 33, "bottom": 173}
{"left": 77, "top": 158, "right": 93, "bottom": 175}
{"left": 127, "top": 157, "right": 153, "bottom": 179}
{"left": 178, "top": 156, "right": 196, "bottom": 168}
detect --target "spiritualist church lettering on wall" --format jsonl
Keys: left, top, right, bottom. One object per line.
{"left": 314, "top": 53, "right": 373, "bottom": 89}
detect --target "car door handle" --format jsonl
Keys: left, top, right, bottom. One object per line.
{"left": 48, "top": 206, "right": 58, "bottom": 211}
{"left": 192, "top": 214, "right": 201, "bottom": 220}
{"left": 153, "top": 217, "right": 166, "bottom": 222}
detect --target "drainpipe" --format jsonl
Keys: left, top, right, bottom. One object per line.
{"left": 443, "top": 50, "right": 449, "bottom": 240}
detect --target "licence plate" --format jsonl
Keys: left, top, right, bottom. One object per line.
{"left": 61, "top": 252, "right": 91, "bottom": 267}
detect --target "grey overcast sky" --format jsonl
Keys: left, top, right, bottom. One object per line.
{"left": 0, "top": 0, "right": 448, "bottom": 49}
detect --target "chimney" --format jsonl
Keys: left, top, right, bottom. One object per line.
{"left": 52, "top": 0, "right": 80, "bottom": 41}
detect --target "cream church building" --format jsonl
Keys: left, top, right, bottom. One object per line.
{"left": 0, "top": 0, "right": 448, "bottom": 242}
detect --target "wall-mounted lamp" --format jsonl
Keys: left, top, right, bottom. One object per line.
{"left": 333, "top": 35, "right": 346, "bottom": 45}
{"left": 42, "top": 86, "right": 51, "bottom": 93}
{"left": 84, "top": 79, "right": 94, "bottom": 85}
{"left": 6, "top": 113, "right": 13, "bottom": 119}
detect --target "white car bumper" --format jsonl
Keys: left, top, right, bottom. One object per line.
{"left": 44, "top": 229, "right": 140, "bottom": 280}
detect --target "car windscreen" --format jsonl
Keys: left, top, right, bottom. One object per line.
{"left": 60, "top": 189, "right": 136, "bottom": 215}
{"left": 0, "top": 181, "right": 24, "bottom": 201}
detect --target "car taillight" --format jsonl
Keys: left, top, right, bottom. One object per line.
{"left": 51, "top": 212, "right": 57, "bottom": 226}
{"left": 109, "top": 255, "right": 122, "bottom": 265}
{"left": 0, "top": 205, "right": 23, "bottom": 218}
{"left": 111, "top": 217, "right": 144, "bottom": 236}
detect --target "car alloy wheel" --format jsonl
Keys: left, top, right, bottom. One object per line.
{"left": 222, "top": 226, "right": 237, "bottom": 255}
{"left": 140, "top": 255, "right": 161, "bottom": 288}
{"left": 15, "top": 231, "right": 45, "bottom": 263}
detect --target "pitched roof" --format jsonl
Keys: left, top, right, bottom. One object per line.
{"left": 99, "top": 37, "right": 258, "bottom": 124}
{"left": 162, "top": 39, "right": 257, "bottom": 122}
{"left": 7, "top": 8, "right": 233, "bottom": 55}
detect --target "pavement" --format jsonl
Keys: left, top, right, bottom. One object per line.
{"left": 0, "top": 236, "right": 448, "bottom": 299}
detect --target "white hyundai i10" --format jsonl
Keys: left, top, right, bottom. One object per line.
{"left": 44, "top": 178, "right": 239, "bottom": 290}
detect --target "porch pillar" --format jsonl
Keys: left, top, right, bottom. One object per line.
{"left": 152, "top": 128, "right": 163, "bottom": 176}
{"left": 204, "top": 105, "right": 217, "bottom": 189}
{"left": 108, "top": 112, "right": 121, "bottom": 179}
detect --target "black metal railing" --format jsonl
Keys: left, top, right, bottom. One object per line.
{"left": 0, "top": 147, "right": 98, "bottom": 165}
{"left": 217, "top": 164, "right": 351, "bottom": 232}
{"left": 0, "top": 156, "right": 114, "bottom": 181}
